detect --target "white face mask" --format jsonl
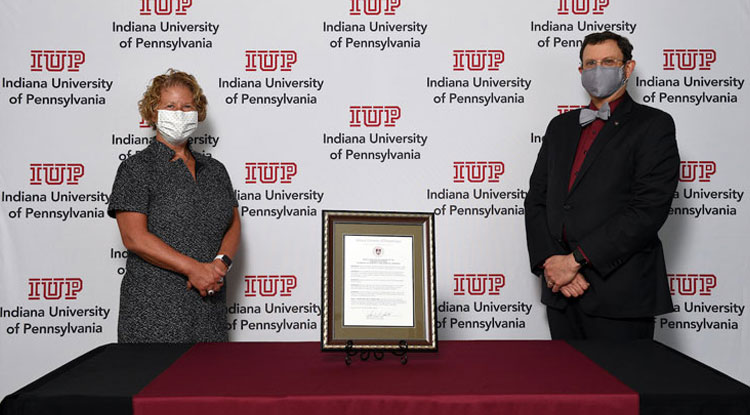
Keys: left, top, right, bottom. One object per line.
{"left": 156, "top": 110, "right": 198, "bottom": 145}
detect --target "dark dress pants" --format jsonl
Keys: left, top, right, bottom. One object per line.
{"left": 546, "top": 299, "right": 655, "bottom": 340}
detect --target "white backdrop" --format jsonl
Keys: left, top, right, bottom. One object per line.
{"left": 1, "top": 0, "right": 748, "bottom": 397}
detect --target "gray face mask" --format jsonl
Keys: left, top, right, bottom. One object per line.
{"left": 581, "top": 65, "right": 626, "bottom": 99}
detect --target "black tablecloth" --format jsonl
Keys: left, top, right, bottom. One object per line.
{"left": 569, "top": 340, "right": 750, "bottom": 415}
{"left": 1, "top": 344, "right": 191, "bottom": 415}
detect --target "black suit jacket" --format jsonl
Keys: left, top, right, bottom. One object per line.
{"left": 524, "top": 93, "right": 679, "bottom": 318}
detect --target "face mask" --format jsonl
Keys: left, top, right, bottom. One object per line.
{"left": 156, "top": 110, "right": 198, "bottom": 145}
{"left": 580, "top": 65, "right": 626, "bottom": 99}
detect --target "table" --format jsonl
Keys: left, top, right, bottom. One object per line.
{"left": 2, "top": 340, "right": 749, "bottom": 415}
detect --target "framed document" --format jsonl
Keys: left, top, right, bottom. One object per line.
{"left": 321, "top": 210, "right": 437, "bottom": 351}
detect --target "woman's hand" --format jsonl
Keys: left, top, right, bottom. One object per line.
{"left": 115, "top": 211, "right": 232, "bottom": 298}
{"left": 185, "top": 261, "right": 226, "bottom": 297}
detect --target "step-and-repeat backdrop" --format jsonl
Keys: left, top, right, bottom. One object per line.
{"left": 1, "top": 0, "right": 748, "bottom": 396}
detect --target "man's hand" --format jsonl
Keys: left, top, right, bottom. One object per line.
{"left": 543, "top": 254, "right": 581, "bottom": 293}
{"left": 560, "top": 273, "right": 590, "bottom": 298}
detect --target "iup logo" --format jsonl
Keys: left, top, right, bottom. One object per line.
{"left": 663, "top": 49, "right": 716, "bottom": 71}
{"left": 244, "top": 275, "right": 297, "bottom": 297}
{"left": 30, "top": 50, "right": 85, "bottom": 72}
{"left": 349, "top": 0, "right": 400, "bottom": 15}
{"left": 557, "top": 105, "right": 586, "bottom": 114}
{"left": 453, "top": 161, "right": 504, "bottom": 183}
{"left": 30, "top": 163, "right": 85, "bottom": 185}
{"left": 349, "top": 106, "right": 401, "bottom": 127}
{"left": 453, "top": 50, "right": 504, "bottom": 71}
{"left": 140, "top": 0, "right": 192, "bottom": 15}
{"left": 668, "top": 274, "right": 717, "bottom": 296}
{"left": 28, "top": 278, "right": 83, "bottom": 300}
{"left": 245, "top": 50, "right": 297, "bottom": 72}
{"left": 245, "top": 162, "right": 297, "bottom": 184}
{"left": 557, "top": 0, "right": 609, "bottom": 15}
{"left": 453, "top": 274, "right": 505, "bottom": 296}
{"left": 679, "top": 161, "right": 716, "bottom": 183}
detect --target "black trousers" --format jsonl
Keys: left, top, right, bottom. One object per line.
{"left": 546, "top": 300, "right": 655, "bottom": 341}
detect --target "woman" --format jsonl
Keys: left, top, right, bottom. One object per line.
{"left": 108, "top": 69, "right": 240, "bottom": 343}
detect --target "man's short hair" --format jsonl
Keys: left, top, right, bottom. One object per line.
{"left": 579, "top": 31, "right": 633, "bottom": 62}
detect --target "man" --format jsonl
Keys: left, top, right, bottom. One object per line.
{"left": 524, "top": 31, "right": 680, "bottom": 340}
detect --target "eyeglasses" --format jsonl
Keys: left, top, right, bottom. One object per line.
{"left": 581, "top": 58, "right": 625, "bottom": 70}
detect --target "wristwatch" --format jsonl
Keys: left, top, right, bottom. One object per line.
{"left": 214, "top": 254, "right": 233, "bottom": 271}
{"left": 572, "top": 248, "right": 588, "bottom": 267}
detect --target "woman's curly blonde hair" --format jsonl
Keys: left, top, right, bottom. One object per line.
{"left": 138, "top": 69, "right": 208, "bottom": 128}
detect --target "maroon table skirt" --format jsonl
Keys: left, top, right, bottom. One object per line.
{"left": 133, "top": 340, "right": 637, "bottom": 415}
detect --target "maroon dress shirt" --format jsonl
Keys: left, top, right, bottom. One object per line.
{"left": 567, "top": 96, "right": 625, "bottom": 264}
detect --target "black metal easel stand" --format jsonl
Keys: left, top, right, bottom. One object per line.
{"left": 344, "top": 340, "right": 409, "bottom": 365}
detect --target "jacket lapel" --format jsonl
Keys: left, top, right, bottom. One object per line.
{"left": 568, "top": 94, "right": 634, "bottom": 195}
{"left": 557, "top": 114, "right": 583, "bottom": 191}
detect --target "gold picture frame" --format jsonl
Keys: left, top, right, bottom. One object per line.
{"left": 321, "top": 210, "right": 437, "bottom": 351}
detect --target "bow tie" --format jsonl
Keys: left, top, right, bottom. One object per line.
{"left": 579, "top": 102, "right": 610, "bottom": 126}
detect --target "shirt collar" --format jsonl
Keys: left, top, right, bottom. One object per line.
{"left": 151, "top": 139, "right": 176, "bottom": 161}
{"left": 151, "top": 139, "right": 204, "bottom": 170}
{"left": 587, "top": 94, "right": 625, "bottom": 113}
